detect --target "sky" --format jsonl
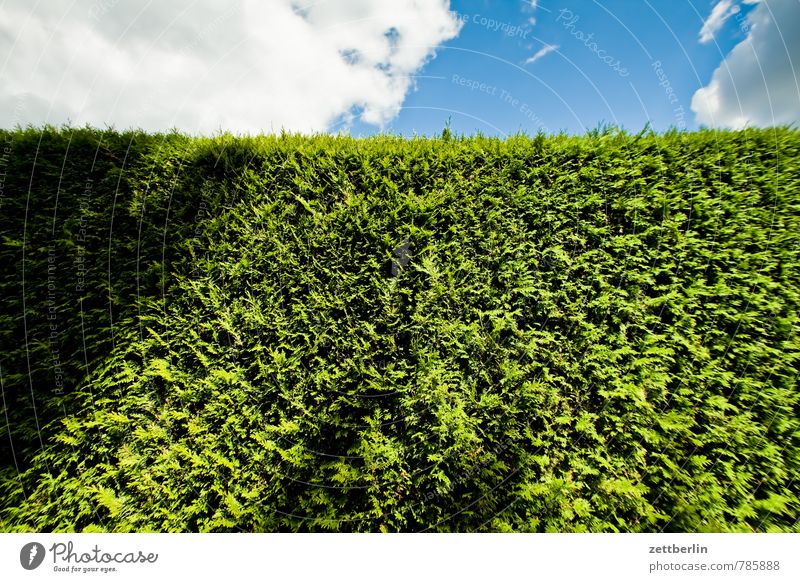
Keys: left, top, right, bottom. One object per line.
{"left": 0, "top": 0, "right": 798, "bottom": 136}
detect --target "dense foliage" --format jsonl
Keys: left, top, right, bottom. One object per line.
{"left": 1, "top": 126, "right": 798, "bottom": 532}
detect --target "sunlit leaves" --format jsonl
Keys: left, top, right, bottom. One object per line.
{"left": 1, "top": 126, "right": 798, "bottom": 532}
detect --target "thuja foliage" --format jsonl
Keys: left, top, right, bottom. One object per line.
{"left": 0, "top": 126, "right": 798, "bottom": 532}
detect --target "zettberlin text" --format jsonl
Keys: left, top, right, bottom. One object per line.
{"left": 649, "top": 544, "right": 708, "bottom": 554}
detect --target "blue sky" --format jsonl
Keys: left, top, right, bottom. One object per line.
{"left": 366, "top": 0, "right": 765, "bottom": 136}
{"left": 1, "top": 0, "right": 797, "bottom": 136}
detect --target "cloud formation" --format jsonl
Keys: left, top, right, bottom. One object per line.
{"left": 525, "top": 44, "right": 559, "bottom": 65}
{"left": 0, "top": 0, "right": 461, "bottom": 134}
{"left": 699, "top": 0, "right": 738, "bottom": 44}
{"left": 692, "top": 0, "right": 800, "bottom": 128}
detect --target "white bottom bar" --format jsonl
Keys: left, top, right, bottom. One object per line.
{"left": 2, "top": 533, "right": 798, "bottom": 581}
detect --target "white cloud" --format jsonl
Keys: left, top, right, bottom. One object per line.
{"left": 0, "top": 0, "right": 461, "bottom": 134}
{"left": 525, "top": 44, "right": 558, "bottom": 65}
{"left": 523, "top": 0, "right": 537, "bottom": 24}
{"left": 692, "top": 0, "right": 800, "bottom": 128}
{"left": 699, "top": 0, "right": 738, "bottom": 44}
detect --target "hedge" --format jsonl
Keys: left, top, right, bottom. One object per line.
{"left": 0, "top": 126, "right": 798, "bottom": 532}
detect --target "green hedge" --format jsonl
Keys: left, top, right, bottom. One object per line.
{"left": 1, "top": 126, "right": 798, "bottom": 532}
